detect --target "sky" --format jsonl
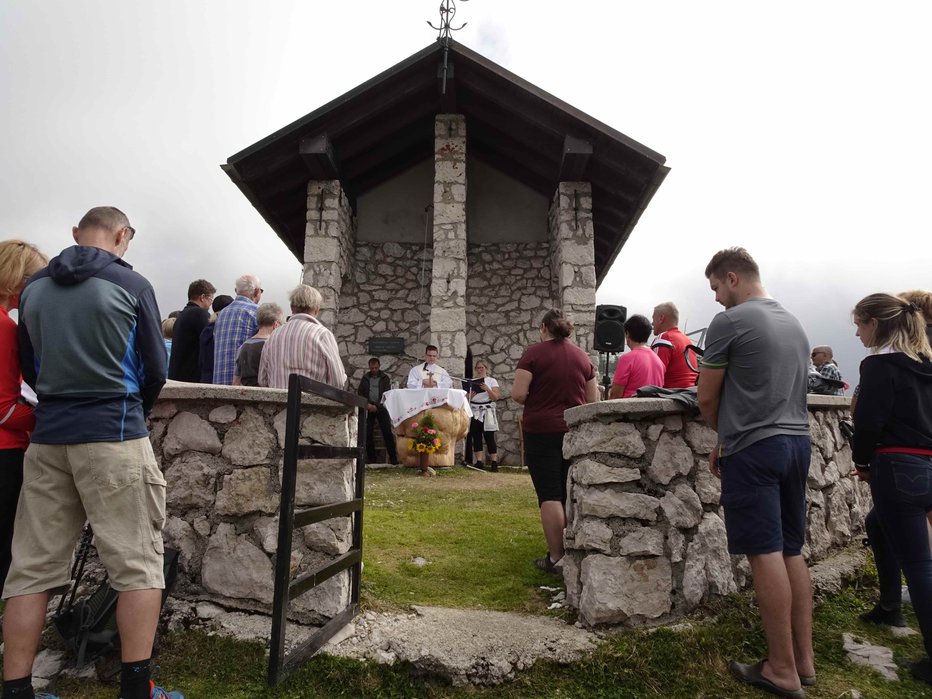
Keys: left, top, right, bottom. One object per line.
{"left": 2, "top": 1, "right": 930, "bottom": 385}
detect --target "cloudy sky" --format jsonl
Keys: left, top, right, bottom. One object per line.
{"left": 2, "top": 1, "right": 929, "bottom": 384}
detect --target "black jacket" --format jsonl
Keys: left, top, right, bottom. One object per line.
{"left": 853, "top": 352, "right": 932, "bottom": 464}
{"left": 358, "top": 371, "right": 391, "bottom": 405}
{"left": 168, "top": 301, "right": 210, "bottom": 382}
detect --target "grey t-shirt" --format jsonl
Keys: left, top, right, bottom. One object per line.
{"left": 700, "top": 297, "right": 810, "bottom": 456}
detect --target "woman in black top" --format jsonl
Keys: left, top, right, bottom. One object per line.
{"left": 852, "top": 292, "right": 932, "bottom": 685}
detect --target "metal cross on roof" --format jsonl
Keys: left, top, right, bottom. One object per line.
{"left": 428, "top": 0, "right": 469, "bottom": 94}
{"left": 427, "top": 0, "right": 469, "bottom": 46}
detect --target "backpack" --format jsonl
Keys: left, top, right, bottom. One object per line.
{"left": 52, "top": 524, "right": 179, "bottom": 668}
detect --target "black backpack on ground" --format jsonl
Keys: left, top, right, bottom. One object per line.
{"left": 52, "top": 524, "right": 179, "bottom": 668}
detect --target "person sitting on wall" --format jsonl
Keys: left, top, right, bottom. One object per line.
{"left": 609, "top": 314, "right": 666, "bottom": 398}
{"left": 808, "top": 345, "right": 845, "bottom": 395}
{"left": 258, "top": 284, "right": 346, "bottom": 389}
{"left": 406, "top": 345, "right": 452, "bottom": 389}
{"left": 233, "top": 302, "right": 284, "bottom": 387}
{"left": 357, "top": 357, "right": 399, "bottom": 465}
{"left": 651, "top": 301, "right": 699, "bottom": 388}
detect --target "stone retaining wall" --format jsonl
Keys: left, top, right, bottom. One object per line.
{"left": 561, "top": 395, "right": 867, "bottom": 626}
{"left": 151, "top": 382, "right": 357, "bottom": 626}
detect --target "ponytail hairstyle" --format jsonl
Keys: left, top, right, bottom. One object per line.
{"left": 853, "top": 292, "right": 932, "bottom": 361}
{"left": 541, "top": 309, "right": 573, "bottom": 340}
{"left": 899, "top": 289, "right": 932, "bottom": 325}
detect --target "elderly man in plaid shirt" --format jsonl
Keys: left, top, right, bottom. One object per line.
{"left": 212, "top": 274, "right": 262, "bottom": 384}
{"left": 258, "top": 284, "right": 346, "bottom": 390}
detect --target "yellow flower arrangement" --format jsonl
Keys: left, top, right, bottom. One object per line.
{"left": 408, "top": 412, "right": 442, "bottom": 454}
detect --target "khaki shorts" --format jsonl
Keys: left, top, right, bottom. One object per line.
{"left": 2, "top": 437, "right": 166, "bottom": 598}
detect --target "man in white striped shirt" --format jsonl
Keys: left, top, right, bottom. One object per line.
{"left": 258, "top": 285, "right": 346, "bottom": 390}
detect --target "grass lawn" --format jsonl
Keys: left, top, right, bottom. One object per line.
{"left": 4, "top": 467, "right": 932, "bottom": 697}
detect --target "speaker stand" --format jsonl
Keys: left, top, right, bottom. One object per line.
{"left": 599, "top": 351, "right": 617, "bottom": 398}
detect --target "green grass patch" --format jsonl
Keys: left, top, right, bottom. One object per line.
{"left": 361, "top": 468, "right": 555, "bottom": 613}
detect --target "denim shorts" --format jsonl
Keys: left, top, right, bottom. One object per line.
{"left": 719, "top": 434, "right": 811, "bottom": 556}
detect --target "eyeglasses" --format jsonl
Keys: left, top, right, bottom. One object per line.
{"left": 258, "top": 288, "right": 264, "bottom": 294}
{"left": 124, "top": 226, "right": 135, "bottom": 240}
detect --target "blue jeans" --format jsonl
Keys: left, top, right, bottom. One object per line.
{"left": 870, "top": 452, "right": 932, "bottom": 658}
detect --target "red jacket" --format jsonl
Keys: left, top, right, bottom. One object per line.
{"left": 0, "top": 307, "right": 34, "bottom": 450}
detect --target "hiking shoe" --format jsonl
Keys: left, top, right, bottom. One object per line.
{"left": 474, "top": 460, "right": 485, "bottom": 470}
{"left": 859, "top": 603, "right": 906, "bottom": 627}
{"left": 490, "top": 462, "right": 499, "bottom": 472}
{"left": 150, "top": 681, "right": 186, "bottom": 699}
{"left": 534, "top": 553, "right": 563, "bottom": 577}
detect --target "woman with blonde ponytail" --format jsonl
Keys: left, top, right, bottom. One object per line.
{"left": 852, "top": 292, "right": 932, "bottom": 685}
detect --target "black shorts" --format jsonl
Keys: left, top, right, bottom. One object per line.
{"left": 524, "top": 431, "right": 569, "bottom": 506}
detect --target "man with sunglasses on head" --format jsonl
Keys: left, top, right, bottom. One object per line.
{"left": 4, "top": 207, "right": 183, "bottom": 698}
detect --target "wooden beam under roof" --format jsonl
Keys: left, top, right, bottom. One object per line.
{"left": 559, "top": 135, "right": 593, "bottom": 182}
{"left": 299, "top": 134, "right": 341, "bottom": 181}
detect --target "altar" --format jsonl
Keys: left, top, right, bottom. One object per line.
{"left": 382, "top": 388, "right": 472, "bottom": 468}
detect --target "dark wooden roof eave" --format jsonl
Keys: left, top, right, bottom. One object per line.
{"left": 222, "top": 40, "right": 668, "bottom": 286}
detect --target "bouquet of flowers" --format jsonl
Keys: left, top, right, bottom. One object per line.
{"left": 409, "top": 412, "right": 442, "bottom": 454}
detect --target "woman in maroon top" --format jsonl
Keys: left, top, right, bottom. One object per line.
{"left": 513, "top": 309, "right": 598, "bottom": 575}
{"left": 0, "top": 240, "right": 47, "bottom": 590}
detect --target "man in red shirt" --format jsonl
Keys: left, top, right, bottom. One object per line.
{"left": 650, "top": 302, "right": 698, "bottom": 388}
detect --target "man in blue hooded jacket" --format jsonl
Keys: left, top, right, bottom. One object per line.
{"left": 1, "top": 207, "right": 183, "bottom": 699}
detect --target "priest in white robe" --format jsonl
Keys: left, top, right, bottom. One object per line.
{"left": 406, "top": 344, "right": 453, "bottom": 389}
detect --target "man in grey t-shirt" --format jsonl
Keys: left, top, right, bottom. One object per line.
{"left": 697, "top": 247, "right": 813, "bottom": 698}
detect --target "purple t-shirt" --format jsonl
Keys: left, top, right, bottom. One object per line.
{"left": 612, "top": 346, "right": 666, "bottom": 398}
{"left": 517, "top": 339, "right": 595, "bottom": 433}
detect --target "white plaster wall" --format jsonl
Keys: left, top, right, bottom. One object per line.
{"left": 355, "top": 158, "right": 548, "bottom": 244}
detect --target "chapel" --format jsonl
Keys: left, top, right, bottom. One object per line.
{"left": 223, "top": 40, "right": 668, "bottom": 463}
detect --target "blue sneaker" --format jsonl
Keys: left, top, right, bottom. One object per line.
{"left": 150, "top": 681, "right": 185, "bottom": 699}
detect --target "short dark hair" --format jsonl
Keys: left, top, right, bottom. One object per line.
{"left": 368, "top": 357, "right": 380, "bottom": 365}
{"left": 624, "top": 315, "right": 652, "bottom": 343}
{"left": 188, "top": 279, "right": 216, "bottom": 300}
{"left": 425, "top": 345, "right": 438, "bottom": 353}
{"left": 704, "top": 247, "right": 760, "bottom": 281}
{"left": 77, "top": 206, "right": 130, "bottom": 233}
{"left": 212, "top": 294, "right": 234, "bottom": 313}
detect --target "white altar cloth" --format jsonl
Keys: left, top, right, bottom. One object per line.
{"left": 382, "top": 388, "right": 473, "bottom": 428}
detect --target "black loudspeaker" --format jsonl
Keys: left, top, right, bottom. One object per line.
{"left": 593, "top": 305, "right": 627, "bottom": 352}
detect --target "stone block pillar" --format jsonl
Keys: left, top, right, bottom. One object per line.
{"left": 548, "top": 182, "right": 597, "bottom": 354}
{"left": 303, "top": 180, "right": 355, "bottom": 330}
{"left": 430, "top": 115, "right": 468, "bottom": 374}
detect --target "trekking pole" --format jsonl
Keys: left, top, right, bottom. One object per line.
{"left": 56, "top": 523, "right": 94, "bottom": 615}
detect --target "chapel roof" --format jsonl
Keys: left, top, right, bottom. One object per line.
{"left": 223, "top": 41, "right": 668, "bottom": 286}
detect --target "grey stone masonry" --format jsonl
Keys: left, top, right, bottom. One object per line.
{"left": 151, "top": 382, "right": 358, "bottom": 626}
{"left": 304, "top": 180, "right": 356, "bottom": 330}
{"left": 465, "top": 242, "right": 551, "bottom": 465}
{"left": 561, "top": 395, "right": 868, "bottom": 627}
{"left": 548, "top": 182, "right": 596, "bottom": 356}
{"left": 337, "top": 241, "right": 433, "bottom": 390}
{"left": 431, "top": 115, "right": 468, "bottom": 375}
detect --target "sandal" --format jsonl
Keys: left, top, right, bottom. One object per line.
{"left": 729, "top": 660, "right": 804, "bottom": 698}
